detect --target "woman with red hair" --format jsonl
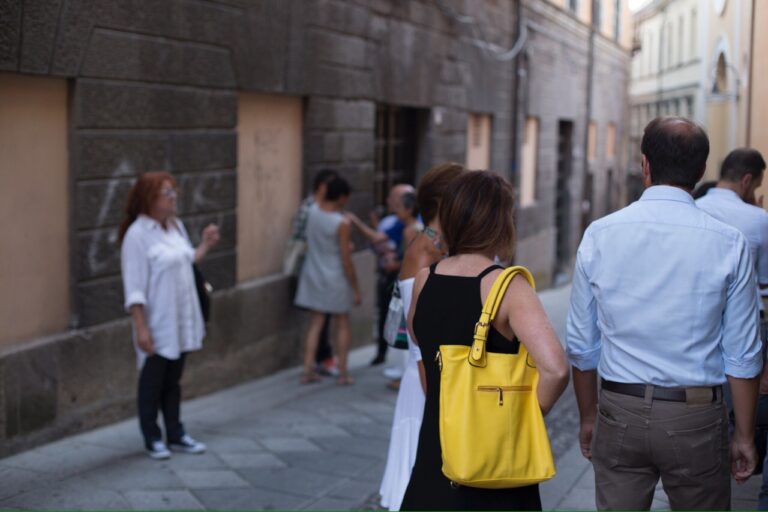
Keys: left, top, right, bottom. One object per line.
{"left": 120, "top": 171, "right": 220, "bottom": 460}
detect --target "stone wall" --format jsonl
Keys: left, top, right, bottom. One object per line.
{"left": 515, "top": 0, "right": 630, "bottom": 284}
{"left": 0, "top": 0, "right": 630, "bottom": 455}
{"left": 0, "top": 0, "right": 519, "bottom": 453}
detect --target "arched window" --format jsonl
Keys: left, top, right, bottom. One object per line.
{"left": 713, "top": 53, "right": 727, "bottom": 94}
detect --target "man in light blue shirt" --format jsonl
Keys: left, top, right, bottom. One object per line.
{"left": 696, "top": 148, "right": 768, "bottom": 509}
{"left": 696, "top": 148, "right": 768, "bottom": 293}
{"left": 567, "top": 117, "right": 762, "bottom": 509}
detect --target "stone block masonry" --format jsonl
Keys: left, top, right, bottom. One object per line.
{"left": 0, "top": 0, "right": 627, "bottom": 457}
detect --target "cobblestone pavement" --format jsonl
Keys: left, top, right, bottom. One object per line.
{"left": 0, "top": 285, "right": 760, "bottom": 509}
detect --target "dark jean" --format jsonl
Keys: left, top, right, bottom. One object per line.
{"left": 138, "top": 353, "right": 187, "bottom": 448}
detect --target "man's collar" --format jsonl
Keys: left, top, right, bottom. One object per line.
{"left": 705, "top": 187, "right": 742, "bottom": 201}
{"left": 639, "top": 185, "right": 695, "bottom": 205}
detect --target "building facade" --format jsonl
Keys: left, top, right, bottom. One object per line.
{"left": 0, "top": 0, "right": 631, "bottom": 455}
{"left": 629, "top": 0, "right": 761, "bottom": 192}
{"left": 516, "top": 0, "right": 632, "bottom": 282}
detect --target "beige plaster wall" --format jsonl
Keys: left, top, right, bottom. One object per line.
{"left": 750, "top": 0, "right": 768, "bottom": 206}
{"left": 520, "top": 116, "right": 539, "bottom": 207}
{"left": 236, "top": 93, "right": 303, "bottom": 282}
{"left": 465, "top": 113, "right": 491, "bottom": 170}
{"left": 0, "top": 73, "right": 69, "bottom": 346}
{"left": 705, "top": 102, "right": 730, "bottom": 181}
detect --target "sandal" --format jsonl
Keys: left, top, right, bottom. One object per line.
{"left": 300, "top": 372, "right": 321, "bottom": 385}
{"left": 336, "top": 375, "right": 355, "bottom": 386}
{"left": 386, "top": 379, "right": 401, "bottom": 391}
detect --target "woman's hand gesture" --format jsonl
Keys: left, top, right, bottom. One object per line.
{"left": 201, "top": 224, "right": 220, "bottom": 249}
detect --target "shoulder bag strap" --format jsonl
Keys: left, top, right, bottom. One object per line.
{"left": 469, "top": 266, "right": 535, "bottom": 368}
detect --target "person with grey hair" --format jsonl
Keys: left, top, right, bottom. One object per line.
{"left": 347, "top": 184, "right": 416, "bottom": 367}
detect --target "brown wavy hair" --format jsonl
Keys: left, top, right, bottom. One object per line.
{"left": 416, "top": 162, "right": 465, "bottom": 225}
{"left": 439, "top": 170, "right": 516, "bottom": 261}
{"left": 119, "top": 171, "right": 177, "bottom": 242}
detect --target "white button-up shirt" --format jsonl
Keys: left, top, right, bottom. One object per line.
{"left": 696, "top": 187, "right": 768, "bottom": 287}
{"left": 121, "top": 215, "right": 205, "bottom": 369}
{"left": 567, "top": 186, "right": 762, "bottom": 387}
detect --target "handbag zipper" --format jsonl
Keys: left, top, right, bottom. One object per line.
{"left": 434, "top": 350, "right": 442, "bottom": 371}
{"left": 477, "top": 385, "right": 532, "bottom": 406}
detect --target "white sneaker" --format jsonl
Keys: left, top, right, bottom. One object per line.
{"left": 147, "top": 440, "right": 171, "bottom": 460}
{"left": 169, "top": 434, "right": 206, "bottom": 454}
{"left": 383, "top": 366, "right": 403, "bottom": 380}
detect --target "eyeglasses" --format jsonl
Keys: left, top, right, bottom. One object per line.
{"left": 160, "top": 188, "right": 178, "bottom": 198}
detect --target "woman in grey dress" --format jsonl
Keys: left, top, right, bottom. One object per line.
{"left": 295, "top": 177, "right": 361, "bottom": 385}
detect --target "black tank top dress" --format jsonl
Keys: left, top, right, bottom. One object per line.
{"left": 399, "top": 264, "right": 541, "bottom": 511}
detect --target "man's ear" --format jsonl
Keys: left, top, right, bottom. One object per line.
{"left": 741, "top": 173, "right": 754, "bottom": 191}
{"left": 641, "top": 155, "right": 652, "bottom": 187}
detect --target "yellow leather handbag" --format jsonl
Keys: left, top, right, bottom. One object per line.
{"left": 436, "top": 266, "right": 556, "bottom": 489}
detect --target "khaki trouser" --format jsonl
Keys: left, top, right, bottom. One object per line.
{"left": 592, "top": 388, "right": 730, "bottom": 510}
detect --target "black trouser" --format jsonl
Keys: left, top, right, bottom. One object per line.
{"left": 314, "top": 313, "right": 333, "bottom": 364}
{"left": 376, "top": 271, "right": 398, "bottom": 358}
{"left": 138, "top": 353, "right": 187, "bottom": 448}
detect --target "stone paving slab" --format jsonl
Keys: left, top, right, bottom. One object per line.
{"left": 0, "top": 284, "right": 761, "bottom": 510}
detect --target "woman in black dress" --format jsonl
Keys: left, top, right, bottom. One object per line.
{"left": 400, "top": 171, "right": 569, "bottom": 510}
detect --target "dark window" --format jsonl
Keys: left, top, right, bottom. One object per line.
{"left": 592, "top": 0, "right": 601, "bottom": 28}
{"left": 569, "top": 0, "right": 578, "bottom": 13}
{"left": 555, "top": 120, "right": 574, "bottom": 276}
{"left": 374, "top": 105, "right": 429, "bottom": 210}
{"left": 614, "top": 0, "right": 621, "bottom": 41}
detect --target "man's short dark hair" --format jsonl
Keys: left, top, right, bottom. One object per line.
{"left": 720, "top": 148, "right": 766, "bottom": 182}
{"left": 640, "top": 117, "right": 709, "bottom": 190}
{"left": 325, "top": 176, "right": 351, "bottom": 201}
{"left": 312, "top": 168, "right": 338, "bottom": 192}
{"left": 692, "top": 180, "right": 717, "bottom": 200}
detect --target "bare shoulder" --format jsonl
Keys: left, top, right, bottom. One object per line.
{"left": 499, "top": 272, "right": 540, "bottom": 319}
{"left": 412, "top": 266, "right": 431, "bottom": 295}
{"left": 508, "top": 271, "right": 535, "bottom": 292}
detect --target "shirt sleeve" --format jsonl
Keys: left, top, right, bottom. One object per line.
{"left": 758, "top": 216, "right": 768, "bottom": 287}
{"left": 121, "top": 230, "right": 149, "bottom": 312}
{"left": 721, "top": 233, "right": 763, "bottom": 378}
{"left": 566, "top": 232, "right": 602, "bottom": 371}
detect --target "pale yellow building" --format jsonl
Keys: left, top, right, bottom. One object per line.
{"left": 748, "top": 1, "right": 768, "bottom": 203}
{"left": 703, "top": 0, "right": 753, "bottom": 181}
{"left": 631, "top": 0, "right": 767, "bottom": 192}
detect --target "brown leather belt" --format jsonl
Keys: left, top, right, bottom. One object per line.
{"left": 601, "top": 379, "right": 720, "bottom": 403}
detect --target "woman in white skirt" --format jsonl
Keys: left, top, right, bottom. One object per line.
{"left": 379, "top": 163, "right": 465, "bottom": 510}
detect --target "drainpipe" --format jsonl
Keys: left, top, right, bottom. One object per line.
{"left": 746, "top": 0, "right": 756, "bottom": 145}
{"left": 510, "top": 0, "right": 522, "bottom": 184}
{"left": 582, "top": 0, "right": 596, "bottom": 228}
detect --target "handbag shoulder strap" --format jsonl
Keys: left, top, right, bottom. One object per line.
{"left": 469, "top": 266, "right": 535, "bottom": 368}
